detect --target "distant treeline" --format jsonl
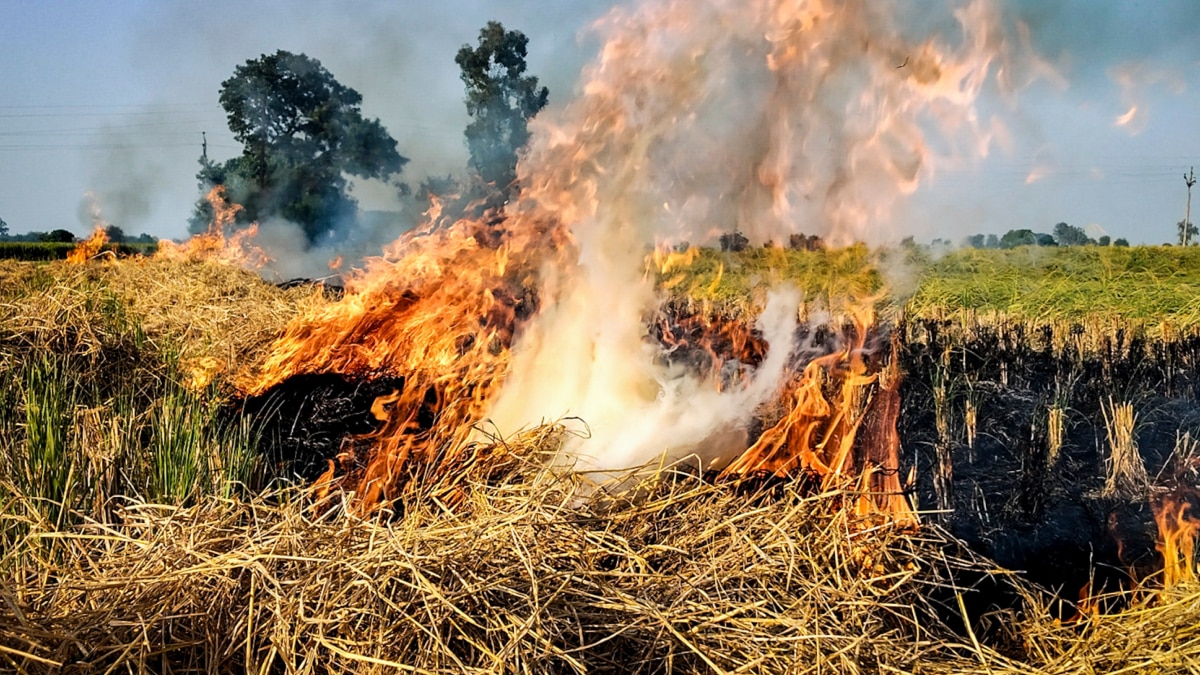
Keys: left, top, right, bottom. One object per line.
{"left": 0, "top": 242, "right": 158, "bottom": 262}
{"left": 955, "top": 222, "right": 1129, "bottom": 249}
{"left": 0, "top": 226, "right": 157, "bottom": 245}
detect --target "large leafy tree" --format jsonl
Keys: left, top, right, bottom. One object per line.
{"left": 456, "top": 22, "right": 548, "bottom": 201}
{"left": 998, "top": 229, "right": 1034, "bottom": 249}
{"left": 1052, "top": 222, "right": 1094, "bottom": 246}
{"left": 194, "top": 50, "right": 408, "bottom": 243}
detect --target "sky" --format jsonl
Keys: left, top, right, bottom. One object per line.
{"left": 1, "top": 0, "right": 1199, "bottom": 244}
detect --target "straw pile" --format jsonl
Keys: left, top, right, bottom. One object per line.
{"left": 3, "top": 426, "right": 1013, "bottom": 674}
{"left": 6, "top": 435, "right": 1200, "bottom": 674}
{"left": 0, "top": 259, "right": 328, "bottom": 385}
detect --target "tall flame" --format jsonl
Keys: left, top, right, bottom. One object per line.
{"left": 66, "top": 227, "right": 110, "bottom": 264}
{"left": 1153, "top": 491, "right": 1200, "bottom": 588}
{"left": 245, "top": 0, "right": 1025, "bottom": 517}
{"left": 67, "top": 192, "right": 113, "bottom": 264}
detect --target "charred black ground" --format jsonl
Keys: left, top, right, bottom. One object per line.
{"left": 900, "top": 319, "right": 1200, "bottom": 600}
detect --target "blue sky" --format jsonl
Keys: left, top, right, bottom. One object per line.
{"left": 1, "top": 0, "right": 1198, "bottom": 244}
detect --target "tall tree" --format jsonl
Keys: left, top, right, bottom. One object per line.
{"left": 194, "top": 50, "right": 408, "bottom": 243}
{"left": 456, "top": 22, "right": 549, "bottom": 201}
{"left": 1052, "top": 222, "right": 1093, "bottom": 246}
{"left": 999, "top": 229, "right": 1037, "bottom": 249}
{"left": 0, "top": 215, "right": 8, "bottom": 238}
{"left": 1178, "top": 219, "right": 1198, "bottom": 246}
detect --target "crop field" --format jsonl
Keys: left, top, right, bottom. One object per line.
{"left": 0, "top": 246, "right": 1198, "bottom": 673}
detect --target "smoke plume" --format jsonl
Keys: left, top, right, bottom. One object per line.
{"left": 485, "top": 0, "right": 1028, "bottom": 469}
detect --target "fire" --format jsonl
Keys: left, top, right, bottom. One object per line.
{"left": 1114, "top": 105, "right": 1139, "bottom": 128}
{"left": 719, "top": 307, "right": 916, "bottom": 525}
{"left": 156, "top": 187, "right": 272, "bottom": 269}
{"left": 1153, "top": 491, "right": 1200, "bottom": 587}
{"left": 67, "top": 227, "right": 111, "bottom": 264}
{"left": 242, "top": 0, "right": 1025, "bottom": 519}
{"left": 244, "top": 206, "right": 554, "bottom": 506}
{"left": 68, "top": 191, "right": 114, "bottom": 264}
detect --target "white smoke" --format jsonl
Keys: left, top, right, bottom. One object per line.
{"left": 485, "top": 0, "right": 1023, "bottom": 470}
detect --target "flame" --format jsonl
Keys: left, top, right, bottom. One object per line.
{"left": 68, "top": 192, "right": 114, "bottom": 264}
{"left": 156, "top": 187, "right": 272, "bottom": 269}
{"left": 67, "top": 227, "right": 111, "bottom": 264}
{"left": 243, "top": 208, "right": 555, "bottom": 507}
{"left": 1153, "top": 491, "right": 1200, "bottom": 587}
{"left": 1114, "top": 105, "right": 1139, "bottom": 128}
{"left": 1024, "top": 164, "right": 1052, "bottom": 185}
{"left": 241, "top": 0, "right": 1023, "bottom": 519}
{"left": 1109, "top": 62, "right": 1187, "bottom": 136}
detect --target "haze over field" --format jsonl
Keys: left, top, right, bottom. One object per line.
{"left": 1, "top": 0, "right": 1199, "bottom": 245}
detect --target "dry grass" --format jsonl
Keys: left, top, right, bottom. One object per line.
{"left": 1102, "top": 399, "right": 1148, "bottom": 499}
{"left": 0, "top": 259, "right": 328, "bottom": 387}
{"left": 3, "top": 252, "right": 1200, "bottom": 673}
{"left": 1014, "top": 585, "right": 1200, "bottom": 675}
{"left": 1, "top": 426, "right": 1014, "bottom": 674}
{"left": 6, "top": 430, "right": 1200, "bottom": 674}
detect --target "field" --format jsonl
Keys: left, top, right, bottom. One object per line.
{"left": 0, "top": 241, "right": 158, "bottom": 262}
{"left": 2, "top": 245, "right": 1200, "bottom": 673}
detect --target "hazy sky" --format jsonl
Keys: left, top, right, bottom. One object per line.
{"left": 1, "top": 0, "right": 1199, "bottom": 244}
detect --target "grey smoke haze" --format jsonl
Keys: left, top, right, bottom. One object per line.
{"left": 83, "top": 112, "right": 181, "bottom": 232}
{"left": 2, "top": 1, "right": 1199, "bottom": 247}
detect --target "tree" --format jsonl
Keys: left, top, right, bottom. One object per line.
{"left": 40, "top": 229, "right": 76, "bottom": 243}
{"left": 1098, "top": 235, "right": 1111, "bottom": 246}
{"left": 456, "top": 21, "right": 549, "bottom": 201}
{"left": 964, "top": 234, "right": 986, "bottom": 248}
{"left": 1114, "top": 238, "right": 1130, "bottom": 247}
{"left": 1053, "top": 222, "right": 1093, "bottom": 246}
{"left": 103, "top": 225, "right": 126, "bottom": 243}
{"left": 1034, "top": 233, "right": 1057, "bottom": 247}
{"left": 985, "top": 234, "right": 1000, "bottom": 248}
{"left": 195, "top": 50, "right": 408, "bottom": 244}
{"left": 999, "top": 229, "right": 1037, "bottom": 249}
{"left": 1178, "top": 220, "right": 1198, "bottom": 246}
{"left": 0, "top": 215, "right": 8, "bottom": 238}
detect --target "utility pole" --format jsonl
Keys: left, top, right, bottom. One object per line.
{"left": 1185, "top": 167, "right": 1196, "bottom": 246}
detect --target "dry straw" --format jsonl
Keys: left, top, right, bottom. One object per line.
{"left": 2, "top": 426, "right": 1013, "bottom": 674}
{"left": 0, "top": 259, "right": 329, "bottom": 386}
{"left": 1101, "top": 398, "right": 1148, "bottom": 499}
{"left": 6, "top": 433, "right": 1200, "bottom": 674}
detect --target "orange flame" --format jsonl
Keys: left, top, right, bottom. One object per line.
{"left": 66, "top": 227, "right": 111, "bottom": 264}
{"left": 718, "top": 308, "right": 916, "bottom": 525}
{"left": 68, "top": 191, "right": 114, "bottom": 264}
{"left": 243, "top": 205, "right": 558, "bottom": 508}
{"left": 1153, "top": 491, "right": 1200, "bottom": 587}
{"left": 155, "top": 187, "right": 272, "bottom": 269}
{"left": 238, "top": 0, "right": 1028, "bottom": 519}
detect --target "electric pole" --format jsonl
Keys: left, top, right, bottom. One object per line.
{"left": 1185, "top": 167, "right": 1196, "bottom": 246}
